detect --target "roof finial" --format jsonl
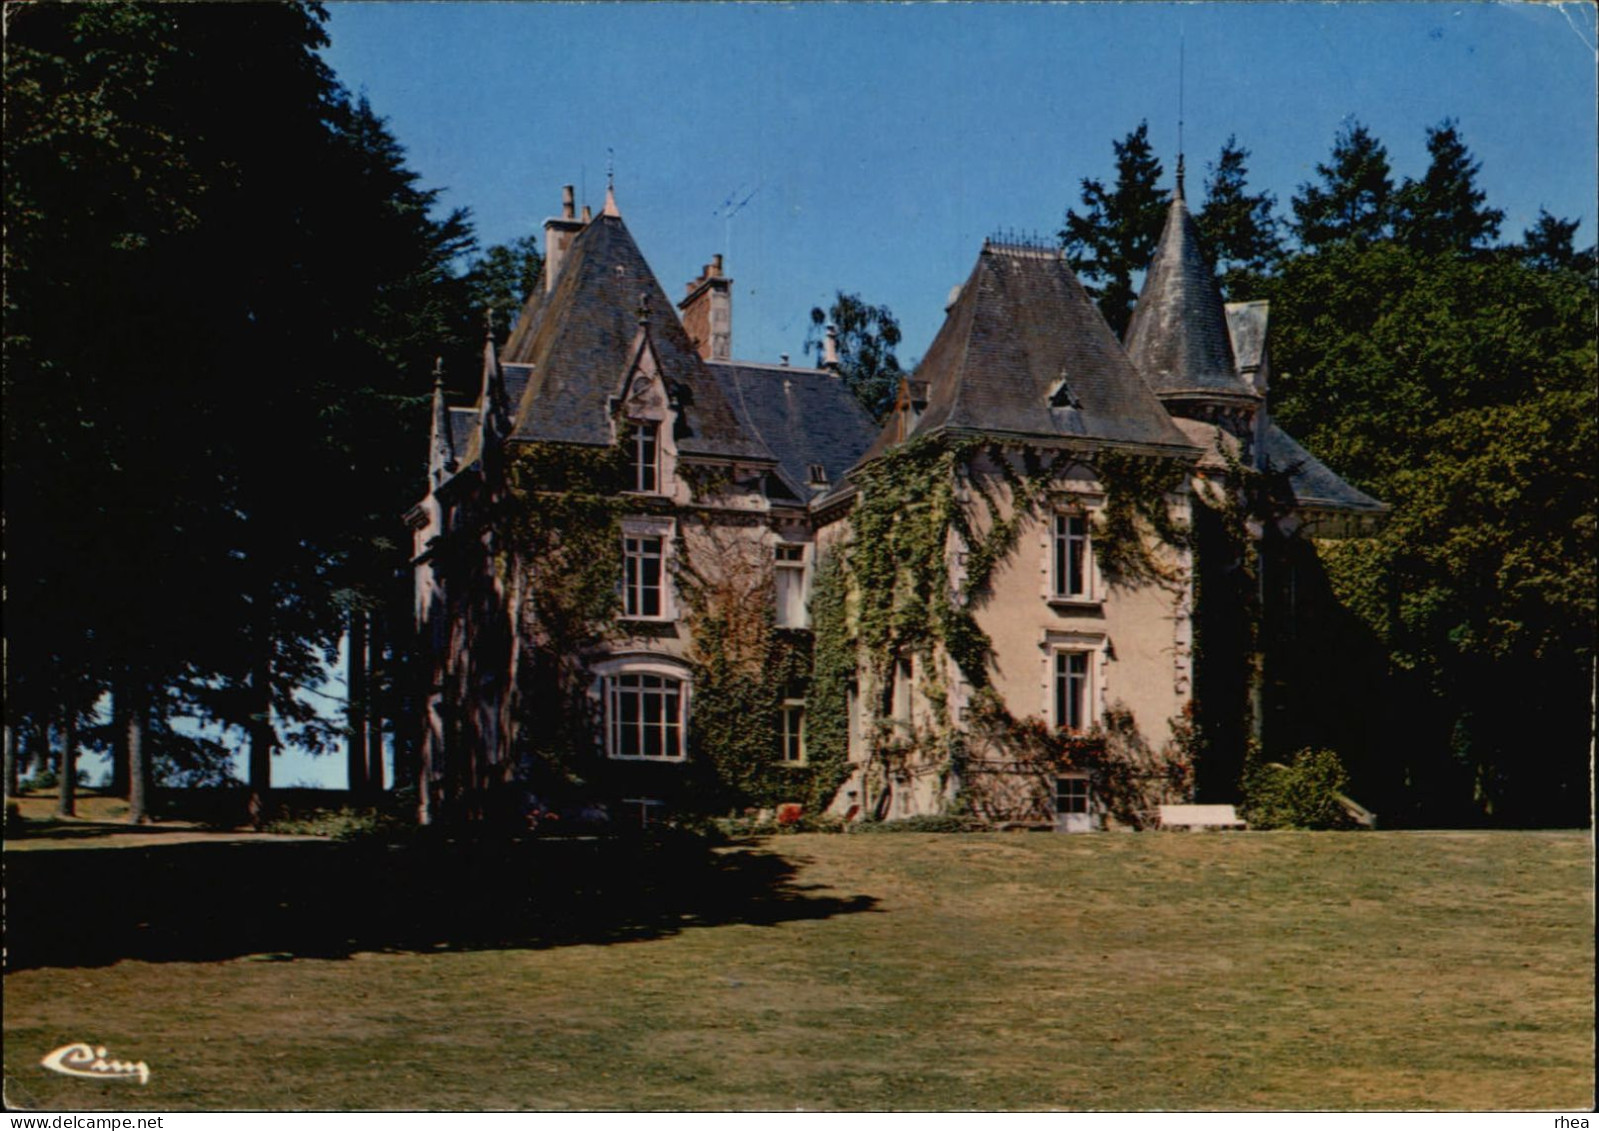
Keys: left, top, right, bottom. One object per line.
{"left": 483, "top": 306, "right": 496, "bottom": 342}
{"left": 1176, "top": 32, "right": 1186, "bottom": 201}
{"left": 601, "top": 148, "right": 622, "bottom": 217}
{"left": 432, "top": 355, "right": 445, "bottom": 390}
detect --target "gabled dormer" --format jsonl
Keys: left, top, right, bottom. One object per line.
{"left": 609, "top": 299, "right": 679, "bottom": 498}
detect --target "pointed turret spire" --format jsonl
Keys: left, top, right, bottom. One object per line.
{"left": 1175, "top": 152, "right": 1185, "bottom": 201}
{"left": 1123, "top": 187, "right": 1250, "bottom": 400}
{"left": 428, "top": 356, "right": 456, "bottom": 487}
{"left": 478, "top": 310, "right": 510, "bottom": 454}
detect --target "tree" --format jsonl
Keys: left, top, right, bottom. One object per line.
{"left": 805, "top": 292, "right": 905, "bottom": 421}
{"left": 1518, "top": 208, "right": 1595, "bottom": 276}
{"left": 4, "top": 3, "right": 478, "bottom": 821}
{"left": 1195, "top": 136, "right": 1283, "bottom": 300}
{"left": 1289, "top": 120, "right": 1394, "bottom": 250}
{"left": 465, "top": 236, "right": 544, "bottom": 344}
{"left": 1392, "top": 119, "right": 1504, "bottom": 255}
{"left": 1266, "top": 241, "right": 1596, "bottom": 824}
{"left": 1059, "top": 121, "right": 1167, "bottom": 336}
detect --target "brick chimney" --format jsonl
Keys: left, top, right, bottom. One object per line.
{"left": 677, "top": 254, "right": 732, "bottom": 361}
{"left": 543, "top": 185, "right": 585, "bottom": 293}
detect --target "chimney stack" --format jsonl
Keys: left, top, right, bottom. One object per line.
{"left": 543, "top": 184, "right": 586, "bottom": 293}
{"left": 678, "top": 254, "right": 733, "bottom": 361}
{"left": 823, "top": 324, "right": 840, "bottom": 369}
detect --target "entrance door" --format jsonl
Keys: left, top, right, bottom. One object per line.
{"left": 1053, "top": 774, "right": 1094, "bottom": 833}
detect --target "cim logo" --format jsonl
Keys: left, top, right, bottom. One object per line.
{"left": 41, "top": 1042, "right": 151, "bottom": 1085}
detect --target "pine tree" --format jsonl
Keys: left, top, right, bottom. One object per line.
{"left": 1059, "top": 122, "right": 1167, "bottom": 337}
{"left": 1195, "top": 136, "right": 1283, "bottom": 299}
{"left": 1519, "top": 208, "right": 1594, "bottom": 275}
{"left": 1289, "top": 120, "right": 1394, "bottom": 250}
{"left": 1392, "top": 119, "right": 1504, "bottom": 255}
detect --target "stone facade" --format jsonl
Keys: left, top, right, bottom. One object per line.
{"left": 407, "top": 180, "right": 1384, "bottom": 829}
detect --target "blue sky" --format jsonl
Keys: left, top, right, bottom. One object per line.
{"left": 321, "top": 1, "right": 1598, "bottom": 368}
{"left": 229, "top": 1, "right": 1595, "bottom": 790}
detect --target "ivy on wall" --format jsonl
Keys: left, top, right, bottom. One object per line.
{"left": 819, "top": 433, "right": 1195, "bottom": 821}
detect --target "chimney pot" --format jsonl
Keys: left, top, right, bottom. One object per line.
{"left": 711, "top": 254, "right": 723, "bottom": 277}
{"left": 562, "top": 184, "right": 575, "bottom": 220}
{"left": 780, "top": 354, "right": 789, "bottom": 367}
{"left": 581, "top": 204, "right": 592, "bottom": 223}
{"left": 823, "top": 324, "right": 840, "bottom": 369}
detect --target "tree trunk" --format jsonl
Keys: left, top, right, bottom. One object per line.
{"left": 57, "top": 711, "right": 77, "bottom": 818}
{"left": 3, "top": 722, "right": 17, "bottom": 803}
{"left": 347, "top": 608, "right": 369, "bottom": 796}
{"left": 127, "top": 688, "right": 149, "bottom": 824}
{"left": 109, "top": 689, "right": 131, "bottom": 798}
{"left": 247, "top": 614, "right": 275, "bottom": 827}
{"left": 366, "top": 611, "right": 385, "bottom": 792}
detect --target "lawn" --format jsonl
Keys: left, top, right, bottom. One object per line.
{"left": 2, "top": 827, "right": 1592, "bottom": 1110}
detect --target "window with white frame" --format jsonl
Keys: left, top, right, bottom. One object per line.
{"left": 774, "top": 543, "right": 808, "bottom": 628}
{"left": 629, "top": 422, "right": 660, "bottom": 493}
{"left": 606, "top": 672, "right": 685, "bottom": 760}
{"left": 780, "top": 699, "right": 806, "bottom": 764}
{"left": 1054, "top": 649, "right": 1092, "bottom": 732}
{"left": 1051, "top": 511, "right": 1091, "bottom": 600}
{"left": 1054, "top": 774, "right": 1091, "bottom": 815}
{"left": 623, "top": 532, "right": 665, "bottom": 618}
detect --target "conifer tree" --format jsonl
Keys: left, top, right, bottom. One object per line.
{"left": 1196, "top": 136, "right": 1283, "bottom": 299}
{"left": 1392, "top": 119, "right": 1504, "bottom": 254}
{"left": 1059, "top": 121, "right": 1167, "bottom": 336}
{"left": 1289, "top": 120, "right": 1394, "bottom": 250}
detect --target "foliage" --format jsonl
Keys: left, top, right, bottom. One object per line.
{"left": 1289, "top": 119, "right": 1394, "bottom": 250}
{"left": 804, "top": 291, "right": 905, "bottom": 421}
{"left": 1243, "top": 748, "right": 1356, "bottom": 830}
{"left": 1195, "top": 135, "right": 1283, "bottom": 300}
{"left": 3, "top": 2, "right": 478, "bottom": 806}
{"left": 827, "top": 434, "right": 1191, "bottom": 818}
{"left": 1059, "top": 120, "right": 1167, "bottom": 336}
{"left": 1518, "top": 209, "right": 1597, "bottom": 276}
{"left": 465, "top": 236, "right": 544, "bottom": 346}
{"left": 1267, "top": 234, "right": 1595, "bottom": 824}
{"left": 844, "top": 814, "right": 989, "bottom": 834}
{"left": 1391, "top": 119, "right": 1504, "bottom": 255}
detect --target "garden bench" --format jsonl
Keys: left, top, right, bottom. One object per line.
{"left": 1157, "top": 804, "right": 1247, "bottom": 830}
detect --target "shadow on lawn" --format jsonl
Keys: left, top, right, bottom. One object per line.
{"left": 4, "top": 833, "right": 879, "bottom": 970}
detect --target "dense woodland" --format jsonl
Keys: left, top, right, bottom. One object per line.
{"left": 4, "top": 3, "right": 1593, "bottom": 826}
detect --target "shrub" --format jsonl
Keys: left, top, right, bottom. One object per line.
{"left": 845, "top": 814, "right": 988, "bottom": 834}
{"left": 1244, "top": 748, "right": 1357, "bottom": 830}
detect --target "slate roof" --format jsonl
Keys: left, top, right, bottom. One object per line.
{"left": 447, "top": 407, "right": 478, "bottom": 455}
{"left": 498, "top": 213, "right": 772, "bottom": 462}
{"left": 1125, "top": 194, "right": 1255, "bottom": 400}
{"left": 857, "top": 241, "right": 1197, "bottom": 465}
{"left": 1224, "top": 301, "right": 1270, "bottom": 378}
{"left": 1262, "top": 424, "right": 1388, "bottom": 514}
{"left": 706, "top": 361, "right": 880, "bottom": 501}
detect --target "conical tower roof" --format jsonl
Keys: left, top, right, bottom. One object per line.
{"left": 498, "top": 210, "right": 771, "bottom": 461}
{"left": 855, "top": 239, "right": 1196, "bottom": 467}
{"left": 1124, "top": 188, "right": 1253, "bottom": 400}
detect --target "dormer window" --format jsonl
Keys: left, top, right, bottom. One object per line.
{"left": 807, "top": 463, "right": 828, "bottom": 485}
{"left": 629, "top": 422, "right": 659, "bottom": 493}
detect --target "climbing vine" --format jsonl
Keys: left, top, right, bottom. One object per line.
{"left": 828, "top": 433, "right": 1193, "bottom": 820}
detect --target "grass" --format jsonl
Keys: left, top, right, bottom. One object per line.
{"left": 2, "top": 828, "right": 1592, "bottom": 1110}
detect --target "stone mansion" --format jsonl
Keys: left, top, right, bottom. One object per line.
{"left": 407, "top": 176, "right": 1384, "bottom": 829}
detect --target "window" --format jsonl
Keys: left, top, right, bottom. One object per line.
{"left": 606, "top": 673, "right": 685, "bottom": 760}
{"left": 1052, "top": 512, "right": 1090, "bottom": 600}
{"left": 629, "top": 422, "right": 659, "bottom": 493}
{"left": 1054, "top": 650, "right": 1091, "bottom": 732}
{"left": 621, "top": 797, "right": 665, "bottom": 827}
{"left": 623, "top": 534, "right": 664, "bottom": 618}
{"left": 1055, "top": 775, "right": 1090, "bottom": 815}
{"left": 780, "top": 700, "right": 806, "bottom": 764}
{"left": 774, "top": 543, "right": 808, "bottom": 628}
{"left": 807, "top": 463, "right": 828, "bottom": 485}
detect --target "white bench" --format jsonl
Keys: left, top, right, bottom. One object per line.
{"left": 1158, "top": 804, "right": 1247, "bottom": 831}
